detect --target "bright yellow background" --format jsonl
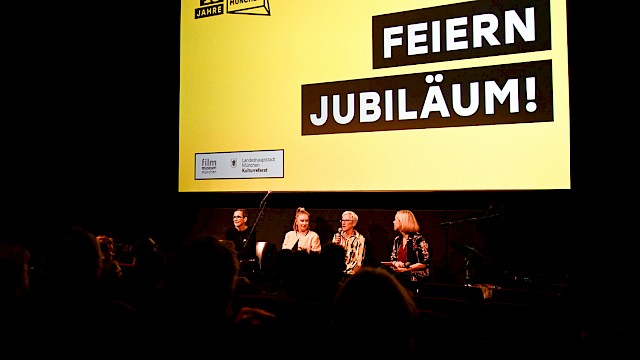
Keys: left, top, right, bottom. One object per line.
{"left": 179, "top": 0, "right": 570, "bottom": 192}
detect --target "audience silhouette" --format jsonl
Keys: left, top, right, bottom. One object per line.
{"left": 95, "top": 234, "right": 124, "bottom": 301}
{"left": 328, "top": 266, "right": 420, "bottom": 356}
{"left": 157, "top": 234, "right": 277, "bottom": 356}
{"left": 22, "top": 226, "right": 139, "bottom": 353}
{"left": 122, "top": 236, "right": 167, "bottom": 315}
{"left": 0, "top": 219, "right": 616, "bottom": 358}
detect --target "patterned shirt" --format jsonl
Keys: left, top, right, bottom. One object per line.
{"left": 390, "top": 232, "right": 430, "bottom": 278}
{"left": 339, "top": 230, "right": 366, "bottom": 275}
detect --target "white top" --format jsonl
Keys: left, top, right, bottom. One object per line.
{"left": 282, "top": 230, "right": 321, "bottom": 253}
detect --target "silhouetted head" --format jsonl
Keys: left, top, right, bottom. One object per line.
{"left": 331, "top": 266, "right": 419, "bottom": 355}
{"left": 164, "top": 235, "right": 239, "bottom": 320}
{"left": 43, "top": 226, "right": 102, "bottom": 293}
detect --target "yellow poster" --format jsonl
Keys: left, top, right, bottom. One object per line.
{"left": 179, "top": 0, "right": 570, "bottom": 192}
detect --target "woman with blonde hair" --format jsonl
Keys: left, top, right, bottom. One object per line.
{"left": 386, "top": 210, "right": 431, "bottom": 291}
{"left": 282, "top": 207, "right": 321, "bottom": 253}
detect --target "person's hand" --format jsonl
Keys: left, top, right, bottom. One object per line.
{"left": 235, "top": 306, "right": 276, "bottom": 327}
{"left": 392, "top": 261, "right": 411, "bottom": 272}
{"left": 333, "top": 233, "right": 342, "bottom": 244}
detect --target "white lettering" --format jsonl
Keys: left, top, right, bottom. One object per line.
{"left": 407, "top": 22, "right": 429, "bottom": 55}
{"left": 446, "top": 17, "right": 468, "bottom": 51}
{"left": 473, "top": 14, "right": 500, "bottom": 48}
{"left": 505, "top": 8, "right": 535, "bottom": 44}
{"left": 381, "top": 7, "right": 536, "bottom": 56}
{"left": 485, "top": 79, "right": 519, "bottom": 114}
{"left": 308, "top": 76, "right": 530, "bottom": 125}
{"left": 360, "top": 92, "right": 381, "bottom": 123}
{"left": 383, "top": 26, "right": 404, "bottom": 58}
{"left": 333, "top": 93, "right": 355, "bottom": 124}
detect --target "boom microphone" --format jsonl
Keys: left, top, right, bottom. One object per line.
{"left": 260, "top": 190, "right": 272, "bottom": 207}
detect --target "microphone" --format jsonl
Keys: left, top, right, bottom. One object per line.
{"left": 260, "top": 190, "right": 272, "bottom": 208}
{"left": 335, "top": 227, "right": 343, "bottom": 244}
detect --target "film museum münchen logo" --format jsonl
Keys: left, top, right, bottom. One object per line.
{"left": 195, "top": 0, "right": 271, "bottom": 19}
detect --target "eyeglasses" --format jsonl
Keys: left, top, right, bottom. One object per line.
{"left": 341, "top": 219, "right": 353, "bottom": 222}
{"left": 233, "top": 216, "right": 244, "bottom": 219}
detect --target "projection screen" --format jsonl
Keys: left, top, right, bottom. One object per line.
{"left": 178, "top": 0, "right": 570, "bottom": 192}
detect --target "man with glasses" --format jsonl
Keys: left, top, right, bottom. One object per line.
{"left": 332, "top": 211, "right": 366, "bottom": 276}
{"left": 224, "top": 208, "right": 258, "bottom": 270}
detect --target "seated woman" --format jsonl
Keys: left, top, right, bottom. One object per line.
{"left": 271, "top": 207, "right": 322, "bottom": 286}
{"left": 281, "top": 207, "right": 321, "bottom": 253}
{"left": 386, "top": 210, "right": 431, "bottom": 292}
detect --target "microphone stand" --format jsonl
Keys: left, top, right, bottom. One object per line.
{"left": 247, "top": 204, "right": 266, "bottom": 249}
{"left": 247, "top": 192, "right": 271, "bottom": 248}
{"left": 246, "top": 195, "right": 268, "bottom": 274}
{"left": 438, "top": 212, "right": 501, "bottom": 283}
